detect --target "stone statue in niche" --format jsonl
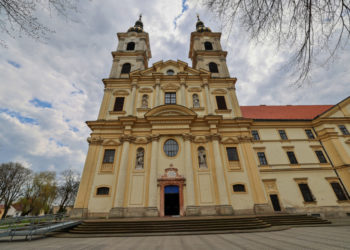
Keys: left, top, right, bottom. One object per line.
{"left": 198, "top": 147, "right": 207, "bottom": 168}
{"left": 136, "top": 148, "right": 144, "bottom": 169}
{"left": 193, "top": 94, "right": 200, "bottom": 108}
{"left": 141, "top": 94, "right": 148, "bottom": 108}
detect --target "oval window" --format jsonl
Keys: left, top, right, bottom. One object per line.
{"left": 163, "top": 139, "right": 179, "bottom": 157}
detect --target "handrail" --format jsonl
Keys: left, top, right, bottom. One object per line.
{"left": 0, "top": 213, "right": 77, "bottom": 241}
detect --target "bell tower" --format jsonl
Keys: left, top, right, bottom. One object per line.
{"left": 109, "top": 15, "right": 152, "bottom": 78}
{"left": 189, "top": 16, "right": 230, "bottom": 78}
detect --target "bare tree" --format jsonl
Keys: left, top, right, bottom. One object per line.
{"left": 56, "top": 169, "right": 80, "bottom": 213}
{"left": 19, "top": 171, "right": 57, "bottom": 216}
{"left": 0, "top": 162, "right": 31, "bottom": 219}
{"left": 206, "top": 0, "right": 350, "bottom": 84}
{"left": 0, "top": 0, "right": 78, "bottom": 46}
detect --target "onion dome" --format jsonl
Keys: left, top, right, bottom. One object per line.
{"left": 196, "top": 14, "right": 211, "bottom": 32}
{"left": 128, "top": 15, "right": 144, "bottom": 33}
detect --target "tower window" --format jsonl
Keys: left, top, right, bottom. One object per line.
{"left": 330, "top": 182, "right": 348, "bottom": 201}
{"left": 305, "top": 129, "right": 315, "bottom": 139}
{"left": 209, "top": 62, "right": 219, "bottom": 73}
{"left": 166, "top": 69, "right": 175, "bottom": 75}
{"left": 96, "top": 187, "right": 110, "bottom": 195}
{"left": 257, "top": 152, "right": 268, "bottom": 166}
{"left": 226, "top": 147, "right": 239, "bottom": 161}
{"left": 126, "top": 42, "right": 135, "bottom": 51}
{"left": 339, "top": 125, "right": 350, "bottom": 135}
{"left": 233, "top": 184, "right": 246, "bottom": 192}
{"left": 121, "top": 63, "right": 131, "bottom": 74}
{"left": 315, "top": 150, "right": 327, "bottom": 163}
{"left": 103, "top": 149, "right": 115, "bottom": 163}
{"left": 114, "top": 97, "right": 125, "bottom": 111}
{"left": 165, "top": 92, "right": 176, "bottom": 104}
{"left": 252, "top": 130, "right": 260, "bottom": 140}
{"left": 279, "top": 130, "right": 288, "bottom": 140}
{"left": 298, "top": 183, "right": 315, "bottom": 202}
{"left": 204, "top": 41, "right": 213, "bottom": 50}
{"left": 216, "top": 96, "right": 227, "bottom": 110}
{"left": 287, "top": 151, "right": 298, "bottom": 164}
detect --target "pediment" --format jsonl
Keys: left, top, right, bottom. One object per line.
{"left": 193, "top": 136, "right": 208, "bottom": 143}
{"left": 211, "top": 88, "right": 227, "bottom": 94}
{"left": 134, "top": 137, "right": 149, "bottom": 144}
{"left": 221, "top": 137, "right": 239, "bottom": 144}
{"left": 113, "top": 90, "right": 130, "bottom": 96}
{"left": 102, "top": 139, "right": 121, "bottom": 146}
{"left": 145, "top": 105, "right": 197, "bottom": 118}
{"left": 317, "top": 96, "right": 350, "bottom": 119}
{"left": 131, "top": 60, "right": 204, "bottom": 76}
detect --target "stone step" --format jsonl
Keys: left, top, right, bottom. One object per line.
{"left": 78, "top": 220, "right": 265, "bottom": 227}
{"left": 67, "top": 215, "right": 331, "bottom": 235}
{"left": 70, "top": 225, "right": 271, "bottom": 234}
{"left": 72, "top": 223, "right": 269, "bottom": 231}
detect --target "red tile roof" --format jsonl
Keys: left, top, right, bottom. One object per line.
{"left": 240, "top": 105, "right": 333, "bottom": 120}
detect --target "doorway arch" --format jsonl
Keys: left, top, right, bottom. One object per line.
{"left": 158, "top": 167, "right": 185, "bottom": 217}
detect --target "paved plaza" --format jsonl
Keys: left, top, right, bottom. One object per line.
{"left": 1, "top": 226, "right": 350, "bottom": 250}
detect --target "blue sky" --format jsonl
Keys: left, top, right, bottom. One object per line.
{"left": 0, "top": 0, "right": 349, "bottom": 173}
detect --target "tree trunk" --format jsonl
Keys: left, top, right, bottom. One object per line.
{"left": 1, "top": 206, "right": 9, "bottom": 219}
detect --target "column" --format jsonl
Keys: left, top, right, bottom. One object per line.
{"left": 148, "top": 134, "right": 159, "bottom": 208}
{"left": 203, "top": 81, "right": 213, "bottom": 115}
{"left": 114, "top": 137, "right": 131, "bottom": 209}
{"left": 127, "top": 82, "right": 137, "bottom": 115}
{"left": 180, "top": 78, "right": 186, "bottom": 106}
{"left": 155, "top": 79, "right": 160, "bottom": 106}
{"left": 97, "top": 88, "right": 113, "bottom": 119}
{"left": 211, "top": 136, "right": 229, "bottom": 205}
{"left": 71, "top": 137, "right": 102, "bottom": 218}
{"left": 239, "top": 137, "right": 272, "bottom": 214}
{"left": 183, "top": 134, "right": 195, "bottom": 206}
{"left": 228, "top": 84, "right": 242, "bottom": 117}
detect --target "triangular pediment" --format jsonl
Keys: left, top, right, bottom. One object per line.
{"left": 145, "top": 105, "right": 197, "bottom": 118}
{"left": 317, "top": 96, "right": 350, "bottom": 119}
{"left": 131, "top": 60, "right": 207, "bottom": 77}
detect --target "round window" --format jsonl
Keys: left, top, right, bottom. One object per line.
{"left": 166, "top": 69, "right": 175, "bottom": 75}
{"left": 163, "top": 139, "right": 179, "bottom": 157}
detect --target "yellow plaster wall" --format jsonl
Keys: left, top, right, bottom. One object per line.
{"left": 261, "top": 170, "right": 341, "bottom": 209}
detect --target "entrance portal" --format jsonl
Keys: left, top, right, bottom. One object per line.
{"left": 270, "top": 194, "right": 281, "bottom": 211}
{"left": 164, "top": 185, "right": 179, "bottom": 216}
{"left": 158, "top": 166, "right": 185, "bottom": 217}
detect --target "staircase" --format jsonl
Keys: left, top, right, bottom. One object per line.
{"left": 66, "top": 214, "right": 331, "bottom": 236}
{"left": 258, "top": 214, "right": 331, "bottom": 226}
{"left": 68, "top": 216, "right": 270, "bottom": 236}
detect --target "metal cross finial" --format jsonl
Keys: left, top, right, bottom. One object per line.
{"left": 139, "top": 14, "right": 142, "bottom": 21}
{"left": 197, "top": 14, "right": 200, "bottom": 21}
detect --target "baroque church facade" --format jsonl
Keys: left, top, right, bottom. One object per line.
{"left": 72, "top": 17, "right": 350, "bottom": 218}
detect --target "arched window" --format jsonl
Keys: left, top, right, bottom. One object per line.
{"left": 198, "top": 146, "right": 207, "bottom": 168}
{"left": 233, "top": 184, "right": 246, "bottom": 192}
{"left": 96, "top": 187, "right": 109, "bottom": 195}
{"left": 192, "top": 94, "right": 200, "bottom": 108}
{"left": 209, "top": 62, "right": 219, "bottom": 73}
{"left": 121, "top": 63, "right": 131, "bottom": 74}
{"left": 204, "top": 41, "right": 213, "bottom": 50}
{"left": 126, "top": 42, "right": 135, "bottom": 50}
{"left": 135, "top": 147, "right": 145, "bottom": 169}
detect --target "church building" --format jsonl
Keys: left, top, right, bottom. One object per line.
{"left": 71, "top": 17, "right": 350, "bottom": 218}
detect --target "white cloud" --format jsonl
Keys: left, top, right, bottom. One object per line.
{"left": 0, "top": 0, "right": 349, "bottom": 174}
